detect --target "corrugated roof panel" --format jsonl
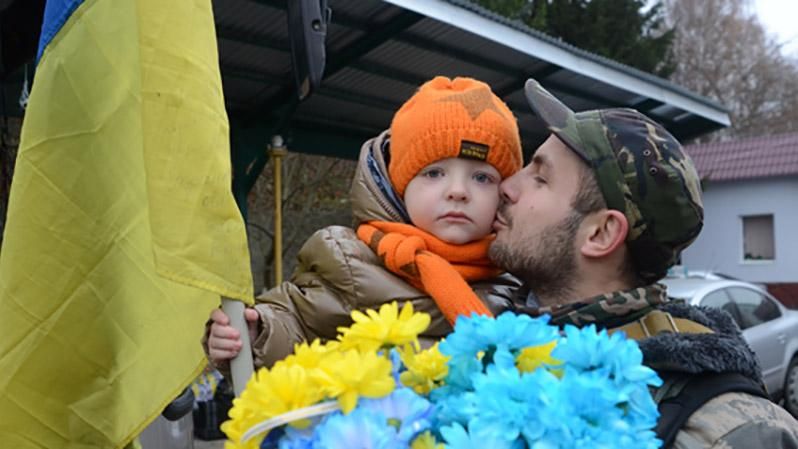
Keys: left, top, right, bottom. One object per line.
{"left": 218, "top": 40, "right": 291, "bottom": 76}
{"left": 408, "top": 19, "right": 535, "bottom": 74}
{"left": 208, "top": 0, "right": 731, "bottom": 156}
{"left": 325, "top": 23, "right": 368, "bottom": 53}
{"left": 223, "top": 78, "right": 280, "bottom": 111}
{"left": 545, "top": 70, "right": 633, "bottom": 107}
{"left": 296, "top": 94, "right": 394, "bottom": 130}
{"left": 214, "top": 0, "right": 286, "bottom": 39}
{"left": 364, "top": 40, "right": 508, "bottom": 85}
{"left": 332, "top": 0, "right": 396, "bottom": 22}
{"left": 322, "top": 66, "right": 417, "bottom": 106}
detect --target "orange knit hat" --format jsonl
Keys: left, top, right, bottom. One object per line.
{"left": 389, "top": 76, "right": 522, "bottom": 197}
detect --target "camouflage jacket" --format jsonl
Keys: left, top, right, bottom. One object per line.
{"left": 527, "top": 284, "right": 798, "bottom": 449}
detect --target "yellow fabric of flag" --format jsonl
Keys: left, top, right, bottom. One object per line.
{"left": 0, "top": 0, "right": 253, "bottom": 447}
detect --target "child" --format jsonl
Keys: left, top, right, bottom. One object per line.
{"left": 205, "top": 76, "right": 523, "bottom": 370}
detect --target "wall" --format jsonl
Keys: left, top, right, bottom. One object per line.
{"left": 681, "top": 176, "right": 798, "bottom": 283}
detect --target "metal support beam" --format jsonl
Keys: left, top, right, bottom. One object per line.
{"left": 254, "top": 8, "right": 423, "bottom": 125}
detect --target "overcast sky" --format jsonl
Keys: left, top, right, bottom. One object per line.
{"left": 754, "top": 0, "right": 798, "bottom": 57}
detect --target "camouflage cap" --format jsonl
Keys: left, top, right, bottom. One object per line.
{"left": 523, "top": 79, "right": 704, "bottom": 282}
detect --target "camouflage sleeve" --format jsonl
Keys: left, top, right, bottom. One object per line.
{"left": 674, "top": 392, "right": 798, "bottom": 449}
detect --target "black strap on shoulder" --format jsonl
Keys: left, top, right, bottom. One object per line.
{"left": 655, "top": 372, "right": 769, "bottom": 449}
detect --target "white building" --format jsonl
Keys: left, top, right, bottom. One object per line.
{"left": 681, "top": 133, "right": 798, "bottom": 307}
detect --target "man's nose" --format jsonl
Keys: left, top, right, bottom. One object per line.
{"left": 499, "top": 176, "right": 517, "bottom": 203}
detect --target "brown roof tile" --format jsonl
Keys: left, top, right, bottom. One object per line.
{"left": 684, "top": 133, "right": 798, "bottom": 182}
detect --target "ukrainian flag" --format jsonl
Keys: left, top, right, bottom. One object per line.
{"left": 0, "top": 0, "right": 254, "bottom": 447}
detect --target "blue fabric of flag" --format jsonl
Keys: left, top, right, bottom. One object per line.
{"left": 37, "top": 0, "right": 85, "bottom": 60}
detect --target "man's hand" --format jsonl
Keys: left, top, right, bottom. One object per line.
{"left": 207, "top": 307, "right": 260, "bottom": 366}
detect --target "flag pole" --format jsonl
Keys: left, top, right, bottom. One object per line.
{"left": 270, "top": 135, "right": 287, "bottom": 286}
{"left": 222, "top": 298, "right": 255, "bottom": 396}
{"left": 223, "top": 135, "right": 287, "bottom": 396}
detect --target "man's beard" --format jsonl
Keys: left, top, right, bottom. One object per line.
{"left": 489, "top": 209, "right": 584, "bottom": 306}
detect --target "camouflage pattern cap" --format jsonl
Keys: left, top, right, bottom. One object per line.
{"left": 523, "top": 79, "right": 704, "bottom": 283}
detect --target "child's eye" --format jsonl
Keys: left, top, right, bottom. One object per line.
{"left": 473, "top": 172, "right": 496, "bottom": 184}
{"left": 422, "top": 168, "right": 444, "bottom": 178}
{"left": 534, "top": 176, "right": 547, "bottom": 185}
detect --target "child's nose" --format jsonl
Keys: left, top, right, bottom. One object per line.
{"left": 446, "top": 178, "right": 469, "bottom": 201}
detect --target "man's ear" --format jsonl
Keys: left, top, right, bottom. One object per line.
{"left": 579, "top": 210, "right": 629, "bottom": 259}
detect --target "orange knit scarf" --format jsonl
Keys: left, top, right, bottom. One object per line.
{"left": 356, "top": 221, "right": 501, "bottom": 325}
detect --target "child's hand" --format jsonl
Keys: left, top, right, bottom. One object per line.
{"left": 207, "top": 307, "right": 259, "bottom": 366}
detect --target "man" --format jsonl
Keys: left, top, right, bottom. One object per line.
{"left": 489, "top": 79, "right": 798, "bottom": 449}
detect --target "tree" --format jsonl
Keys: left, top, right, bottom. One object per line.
{"left": 664, "top": 0, "right": 798, "bottom": 140}
{"left": 0, "top": 117, "right": 21, "bottom": 250}
{"left": 246, "top": 151, "right": 356, "bottom": 293}
{"left": 475, "top": 0, "right": 675, "bottom": 76}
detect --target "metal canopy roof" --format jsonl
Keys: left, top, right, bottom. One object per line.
{"left": 217, "top": 0, "right": 730, "bottom": 160}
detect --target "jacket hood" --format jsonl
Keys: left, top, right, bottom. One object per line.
{"left": 640, "top": 302, "right": 763, "bottom": 383}
{"left": 350, "top": 130, "right": 412, "bottom": 226}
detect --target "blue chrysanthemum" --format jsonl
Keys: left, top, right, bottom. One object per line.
{"left": 387, "top": 348, "right": 403, "bottom": 384}
{"left": 469, "top": 361, "right": 553, "bottom": 440}
{"left": 255, "top": 309, "right": 663, "bottom": 449}
{"left": 430, "top": 388, "right": 478, "bottom": 427}
{"left": 359, "top": 388, "right": 434, "bottom": 442}
{"left": 312, "top": 408, "right": 401, "bottom": 449}
{"left": 439, "top": 313, "right": 559, "bottom": 391}
{"left": 441, "top": 313, "right": 559, "bottom": 360}
{"left": 440, "top": 422, "right": 525, "bottom": 449}
{"left": 276, "top": 426, "right": 313, "bottom": 449}
{"left": 553, "top": 325, "right": 662, "bottom": 388}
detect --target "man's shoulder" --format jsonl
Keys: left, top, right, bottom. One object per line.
{"left": 675, "top": 391, "right": 798, "bottom": 449}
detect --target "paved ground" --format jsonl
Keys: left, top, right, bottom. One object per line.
{"left": 139, "top": 415, "right": 226, "bottom": 449}
{"left": 193, "top": 438, "right": 224, "bottom": 449}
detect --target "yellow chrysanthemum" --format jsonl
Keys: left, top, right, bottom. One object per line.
{"left": 516, "top": 341, "right": 561, "bottom": 373}
{"left": 411, "top": 430, "right": 445, "bottom": 449}
{"left": 283, "top": 339, "right": 338, "bottom": 369}
{"left": 338, "top": 302, "right": 431, "bottom": 352}
{"left": 221, "top": 363, "right": 325, "bottom": 447}
{"left": 398, "top": 342, "right": 450, "bottom": 395}
{"left": 311, "top": 349, "right": 395, "bottom": 413}
{"left": 222, "top": 437, "right": 254, "bottom": 449}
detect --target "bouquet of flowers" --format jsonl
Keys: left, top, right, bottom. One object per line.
{"left": 221, "top": 302, "right": 663, "bottom": 449}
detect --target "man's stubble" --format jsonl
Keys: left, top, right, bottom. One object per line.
{"left": 489, "top": 207, "right": 584, "bottom": 307}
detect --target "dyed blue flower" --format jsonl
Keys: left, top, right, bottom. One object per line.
{"left": 387, "top": 348, "right": 403, "bottom": 384}
{"left": 359, "top": 388, "right": 434, "bottom": 442}
{"left": 471, "top": 372, "right": 528, "bottom": 437}
{"left": 312, "top": 408, "right": 401, "bottom": 449}
{"left": 440, "top": 313, "right": 559, "bottom": 360}
{"left": 260, "top": 310, "right": 662, "bottom": 449}
{"left": 430, "top": 388, "right": 478, "bottom": 426}
{"left": 277, "top": 426, "right": 313, "bottom": 449}
{"left": 624, "top": 385, "right": 661, "bottom": 431}
{"left": 555, "top": 369, "right": 626, "bottom": 431}
{"left": 553, "top": 325, "right": 662, "bottom": 388}
{"left": 441, "top": 353, "right": 483, "bottom": 391}
{"left": 440, "top": 422, "right": 525, "bottom": 449}
{"left": 439, "top": 313, "right": 559, "bottom": 391}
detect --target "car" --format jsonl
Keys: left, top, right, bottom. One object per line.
{"left": 660, "top": 278, "right": 798, "bottom": 417}
{"left": 667, "top": 266, "right": 767, "bottom": 289}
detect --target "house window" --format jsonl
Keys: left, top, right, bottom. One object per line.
{"left": 742, "top": 214, "right": 775, "bottom": 261}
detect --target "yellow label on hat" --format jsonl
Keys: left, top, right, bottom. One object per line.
{"left": 459, "top": 140, "right": 489, "bottom": 161}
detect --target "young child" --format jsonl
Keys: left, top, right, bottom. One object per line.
{"left": 205, "top": 76, "right": 523, "bottom": 370}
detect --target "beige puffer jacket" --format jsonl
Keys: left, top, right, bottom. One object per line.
{"left": 246, "top": 130, "right": 521, "bottom": 369}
